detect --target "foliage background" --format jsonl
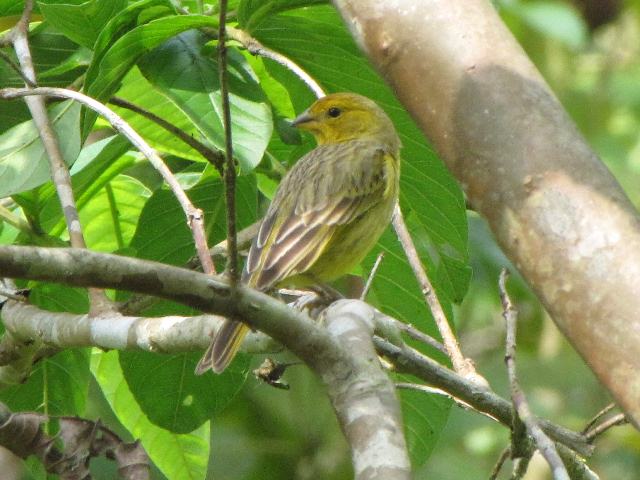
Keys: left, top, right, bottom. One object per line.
{"left": 0, "top": 0, "right": 638, "bottom": 478}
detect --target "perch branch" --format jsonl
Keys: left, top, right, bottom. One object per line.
{"left": 0, "top": 246, "right": 410, "bottom": 480}
{"left": 0, "top": 245, "right": 594, "bottom": 461}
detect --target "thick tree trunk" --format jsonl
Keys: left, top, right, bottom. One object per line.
{"left": 332, "top": 0, "right": 640, "bottom": 428}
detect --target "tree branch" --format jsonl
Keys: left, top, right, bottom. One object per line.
{"left": 332, "top": 0, "right": 640, "bottom": 429}
{"left": 374, "top": 338, "right": 592, "bottom": 458}
{"left": 0, "top": 246, "right": 409, "bottom": 479}
{"left": 500, "top": 269, "right": 569, "bottom": 479}
{"left": 323, "top": 300, "right": 410, "bottom": 479}
{"left": 0, "top": 245, "right": 596, "bottom": 474}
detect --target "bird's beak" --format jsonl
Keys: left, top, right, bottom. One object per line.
{"left": 291, "top": 109, "right": 314, "bottom": 128}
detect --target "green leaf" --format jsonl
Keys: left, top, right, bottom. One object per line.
{"left": 92, "top": 350, "right": 210, "bottom": 479}
{"left": 398, "top": 384, "right": 450, "bottom": 467}
{"left": 38, "top": 134, "right": 134, "bottom": 234}
{"left": 83, "top": 12, "right": 219, "bottom": 135}
{"left": 506, "top": 0, "right": 588, "bottom": 49}
{"left": 120, "top": 349, "right": 249, "bottom": 433}
{"left": 0, "top": 100, "right": 81, "bottom": 197}
{"left": 129, "top": 175, "right": 257, "bottom": 265}
{"left": 78, "top": 175, "right": 151, "bottom": 251}
{"left": 238, "top": 0, "right": 328, "bottom": 32}
{"left": 138, "top": 30, "right": 273, "bottom": 172}
{"left": 38, "top": 0, "right": 128, "bottom": 49}
{"left": 0, "top": 283, "right": 90, "bottom": 416}
{"left": 111, "top": 67, "right": 205, "bottom": 161}
{"left": 0, "top": 26, "right": 84, "bottom": 129}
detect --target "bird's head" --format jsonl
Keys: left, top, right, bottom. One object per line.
{"left": 291, "top": 93, "right": 400, "bottom": 151}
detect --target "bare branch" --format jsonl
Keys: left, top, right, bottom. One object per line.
{"left": 581, "top": 403, "right": 616, "bottom": 435}
{"left": 391, "top": 204, "right": 478, "bottom": 379}
{"left": 0, "top": 87, "right": 216, "bottom": 276}
{"left": 360, "top": 251, "right": 384, "bottom": 300}
{"left": 0, "top": 246, "right": 409, "bottom": 479}
{"left": 500, "top": 269, "right": 569, "bottom": 480}
{"left": 374, "top": 337, "right": 593, "bottom": 458}
{"left": 227, "top": 26, "right": 326, "bottom": 98}
{"left": 489, "top": 446, "right": 511, "bottom": 480}
{"left": 583, "top": 413, "right": 628, "bottom": 442}
{"left": 0, "top": 301, "right": 275, "bottom": 363}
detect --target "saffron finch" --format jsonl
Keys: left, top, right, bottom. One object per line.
{"left": 196, "top": 92, "right": 401, "bottom": 374}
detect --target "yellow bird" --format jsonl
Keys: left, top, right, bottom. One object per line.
{"left": 196, "top": 92, "right": 401, "bottom": 374}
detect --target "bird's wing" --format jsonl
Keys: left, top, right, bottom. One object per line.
{"left": 243, "top": 142, "right": 394, "bottom": 290}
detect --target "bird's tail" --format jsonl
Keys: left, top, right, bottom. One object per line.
{"left": 195, "top": 320, "right": 249, "bottom": 374}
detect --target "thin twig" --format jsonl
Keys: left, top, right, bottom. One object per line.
{"left": 391, "top": 204, "right": 477, "bottom": 378}
{"left": 8, "top": 0, "right": 111, "bottom": 314}
{"left": 395, "top": 382, "right": 499, "bottom": 422}
{"left": 218, "top": 0, "right": 238, "bottom": 283}
{"left": 375, "top": 337, "right": 592, "bottom": 458}
{"left": 581, "top": 403, "right": 616, "bottom": 435}
{"left": 360, "top": 252, "right": 384, "bottom": 300}
{"left": 500, "top": 269, "right": 570, "bottom": 480}
{"left": 108, "top": 96, "right": 224, "bottom": 174}
{"left": 583, "top": 413, "right": 628, "bottom": 442}
{"left": 0, "top": 87, "right": 216, "bottom": 276}
{"left": 395, "top": 321, "right": 447, "bottom": 354}
{"left": 489, "top": 446, "right": 511, "bottom": 480}
{"left": 227, "top": 26, "right": 326, "bottom": 99}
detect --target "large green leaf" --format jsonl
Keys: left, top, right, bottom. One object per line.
{"left": 0, "top": 25, "right": 85, "bottom": 129}
{"left": 138, "top": 30, "right": 273, "bottom": 172}
{"left": 111, "top": 67, "right": 205, "bottom": 161}
{"left": 119, "top": 349, "right": 250, "bottom": 433}
{"left": 83, "top": 12, "right": 219, "bottom": 135}
{"left": 399, "top": 384, "right": 451, "bottom": 467}
{"left": 0, "top": 283, "right": 90, "bottom": 416}
{"left": 92, "top": 350, "right": 210, "bottom": 479}
{"left": 38, "top": 0, "right": 128, "bottom": 49}
{"left": 78, "top": 174, "right": 151, "bottom": 251}
{"left": 252, "top": 6, "right": 469, "bottom": 465}
{"left": 0, "top": 100, "right": 81, "bottom": 197}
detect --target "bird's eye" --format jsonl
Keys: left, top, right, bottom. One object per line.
{"left": 327, "top": 107, "right": 342, "bottom": 118}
